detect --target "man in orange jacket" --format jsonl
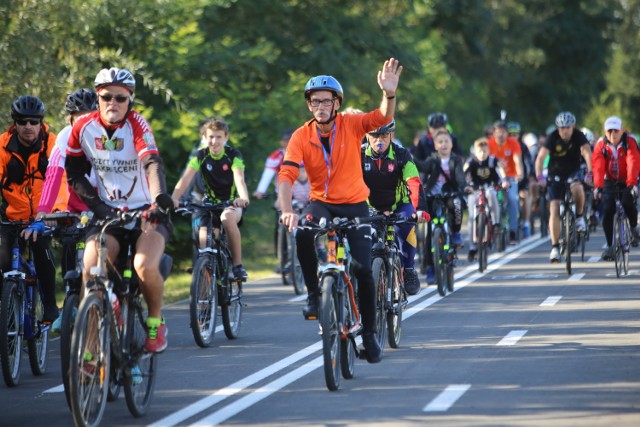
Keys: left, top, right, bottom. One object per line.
{"left": 278, "top": 58, "right": 402, "bottom": 364}
{"left": 0, "top": 95, "right": 59, "bottom": 322}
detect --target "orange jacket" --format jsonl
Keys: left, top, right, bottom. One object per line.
{"left": 279, "top": 110, "right": 390, "bottom": 204}
{"left": 0, "top": 124, "right": 57, "bottom": 221}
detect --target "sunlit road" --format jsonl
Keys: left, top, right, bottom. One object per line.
{"left": 1, "top": 230, "right": 639, "bottom": 427}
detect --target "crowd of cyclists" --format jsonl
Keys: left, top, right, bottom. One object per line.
{"left": 1, "top": 58, "right": 639, "bottom": 411}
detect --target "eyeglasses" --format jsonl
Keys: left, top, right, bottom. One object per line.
{"left": 308, "top": 98, "right": 335, "bottom": 107}
{"left": 99, "top": 94, "right": 129, "bottom": 103}
{"left": 15, "top": 118, "right": 41, "bottom": 126}
{"left": 477, "top": 143, "right": 488, "bottom": 147}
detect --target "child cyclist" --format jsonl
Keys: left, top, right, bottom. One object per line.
{"left": 464, "top": 137, "right": 508, "bottom": 261}
{"left": 415, "top": 129, "right": 472, "bottom": 284}
{"left": 171, "top": 117, "right": 251, "bottom": 279}
{"left": 360, "top": 119, "right": 428, "bottom": 295}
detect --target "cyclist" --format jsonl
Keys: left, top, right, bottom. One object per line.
{"left": 592, "top": 116, "right": 640, "bottom": 260}
{"left": 171, "top": 117, "right": 250, "bottom": 279}
{"left": 0, "top": 95, "right": 59, "bottom": 322}
{"left": 534, "top": 111, "right": 592, "bottom": 263}
{"left": 509, "top": 121, "right": 534, "bottom": 238}
{"left": 361, "top": 119, "right": 428, "bottom": 295}
{"left": 65, "top": 68, "right": 173, "bottom": 353}
{"left": 417, "top": 129, "right": 472, "bottom": 284}
{"left": 488, "top": 120, "right": 524, "bottom": 245}
{"left": 464, "top": 137, "right": 507, "bottom": 261}
{"left": 414, "top": 112, "right": 465, "bottom": 165}
{"left": 278, "top": 58, "right": 403, "bottom": 364}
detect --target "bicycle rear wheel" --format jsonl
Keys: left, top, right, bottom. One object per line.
{"left": 319, "top": 275, "right": 340, "bottom": 391}
{"left": 189, "top": 256, "right": 217, "bottom": 347}
{"left": 387, "top": 257, "right": 403, "bottom": 349}
{"left": 0, "top": 279, "right": 23, "bottom": 387}
{"left": 70, "top": 291, "right": 110, "bottom": 427}
{"left": 28, "top": 286, "right": 48, "bottom": 376}
{"left": 124, "top": 302, "right": 157, "bottom": 417}
{"left": 433, "top": 228, "right": 447, "bottom": 296}
{"left": 61, "top": 293, "right": 80, "bottom": 407}
{"left": 222, "top": 278, "right": 243, "bottom": 339}
{"left": 371, "top": 257, "right": 386, "bottom": 353}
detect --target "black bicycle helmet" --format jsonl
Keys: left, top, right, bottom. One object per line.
{"left": 65, "top": 88, "right": 98, "bottom": 114}
{"left": 11, "top": 95, "right": 45, "bottom": 120}
{"left": 369, "top": 119, "right": 396, "bottom": 135}
{"left": 427, "top": 112, "right": 448, "bottom": 128}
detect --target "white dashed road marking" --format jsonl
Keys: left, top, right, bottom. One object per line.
{"left": 497, "top": 330, "right": 527, "bottom": 346}
{"left": 423, "top": 384, "right": 471, "bottom": 412}
{"left": 540, "top": 296, "right": 562, "bottom": 307}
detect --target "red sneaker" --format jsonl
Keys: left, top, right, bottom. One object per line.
{"left": 145, "top": 320, "right": 168, "bottom": 353}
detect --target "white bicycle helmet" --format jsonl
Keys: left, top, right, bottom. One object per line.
{"left": 94, "top": 67, "right": 136, "bottom": 91}
{"left": 580, "top": 127, "right": 595, "bottom": 144}
{"left": 555, "top": 111, "right": 576, "bottom": 128}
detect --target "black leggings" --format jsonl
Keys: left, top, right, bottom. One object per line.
{"left": 602, "top": 182, "right": 638, "bottom": 246}
{"left": 295, "top": 200, "right": 376, "bottom": 333}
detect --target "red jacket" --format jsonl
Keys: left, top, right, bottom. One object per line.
{"left": 592, "top": 133, "right": 640, "bottom": 188}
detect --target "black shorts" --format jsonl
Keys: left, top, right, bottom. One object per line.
{"left": 547, "top": 171, "right": 582, "bottom": 201}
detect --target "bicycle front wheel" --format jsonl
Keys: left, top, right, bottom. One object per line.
{"left": 319, "top": 275, "right": 341, "bottom": 391}
{"left": 189, "top": 256, "right": 218, "bottom": 347}
{"left": 433, "top": 227, "right": 447, "bottom": 296}
{"left": 622, "top": 217, "right": 630, "bottom": 275}
{"left": 61, "top": 293, "right": 80, "bottom": 407}
{"left": 69, "top": 291, "right": 110, "bottom": 427}
{"left": 124, "top": 302, "right": 157, "bottom": 417}
{"left": 340, "top": 273, "right": 357, "bottom": 380}
{"left": 371, "top": 257, "right": 386, "bottom": 353}
{"left": 562, "top": 212, "right": 573, "bottom": 275}
{"left": 476, "top": 213, "right": 486, "bottom": 272}
{"left": 387, "top": 257, "right": 403, "bottom": 348}
{"left": 28, "top": 285, "right": 48, "bottom": 376}
{"left": 0, "top": 279, "right": 23, "bottom": 387}
{"left": 221, "top": 279, "right": 243, "bottom": 339}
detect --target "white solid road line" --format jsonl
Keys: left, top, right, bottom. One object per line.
{"left": 540, "top": 296, "right": 562, "bottom": 307}
{"left": 423, "top": 384, "right": 472, "bottom": 412}
{"left": 497, "top": 330, "right": 528, "bottom": 346}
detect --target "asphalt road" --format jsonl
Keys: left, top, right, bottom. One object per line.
{"left": 1, "top": 229, "right": 639, "bottom": 427}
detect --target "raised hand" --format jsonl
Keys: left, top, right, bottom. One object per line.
{"left": 377, "top": 57, "right": 403, "bottom": 95}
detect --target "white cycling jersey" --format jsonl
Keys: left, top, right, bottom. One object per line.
{"left": 67, "top": 110, "right": 159, "bottom": 210}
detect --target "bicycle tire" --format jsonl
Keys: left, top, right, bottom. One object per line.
{"left": 124, "top": 302, "right": 157, "bottom": 417}
{"left": 69, "top": 291, "right": 110, "bottom": 427}
{"left": 222, "top": 278, "right": 243, "bottom": 339}
{"left": 540, "top": 194, "right": 549, "bottom": 238}
{"left": 580, "top": 229, "right": 586, "bottom": 262}
{"left": 446, "top": 254, "right": 455, "bottom": 293}
{"left": 371, "top": 257, "right": 386, "bottom": 353}
{"left": 189, "top": 256, "right": 217, "bottom": 347}
{"left": 613, "top": 212, "right": 622, "bottom": 278}
{"left": 340, "top": 274, "right": 356, "bottom": 380}
{"left": 622, "top": 216, "right": 630, "bottom": 276}
{"left": 107, "top": 356, "right": 121, "bottom": 402}
{"left": 28, "top": 285, "right": 48, "bottom": 376}
{"left": 278, "top": 223, "right": 290, "bottom": 286}
{"left": 290, "top": 234, "right": 305, "bottom": 295}
{"left": 481, "top": 217, "right": 490, "bottom": 272}
{"left": 433, "top": 227, "right": 447, "bottom": 296}
{"left": 61, "top": 293, "right": 80, "bottom": 407}
{"left": 320, "top": 275, "right": 341, "bottom": 391}
{"left": 0, "top": 279, "right": 22, "bottom": 387}
{"left": 387, "top": 256, "right": 403, "bottom": 349}
{"left": 476, "top": 214, "right": 485, "bottom": 272}
{"left": 561, "top": 211, "right": 572, "bottom": 274}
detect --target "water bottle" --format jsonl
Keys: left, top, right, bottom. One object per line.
{"left": 108, "top": 287, "right": 122, "bottom": 327}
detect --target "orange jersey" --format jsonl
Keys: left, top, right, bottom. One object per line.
{"left": 0, "top": 124, "right": 56, "bottom": 221}
{"left": 279, "top": 110, "right": 390, "bottom": 204}
{"left": 488, "top": 136, "right": 522, "bottom": 178}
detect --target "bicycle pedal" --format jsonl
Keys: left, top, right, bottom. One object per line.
{"left": 305, "top": 314, "right": 318, "bottom": 321}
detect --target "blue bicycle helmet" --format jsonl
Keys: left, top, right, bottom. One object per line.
{"left": 304, "top": 75, "right": 343, "bottom": 104}
{"left": 11, "top": 95, "right": 45, "bottom": 120}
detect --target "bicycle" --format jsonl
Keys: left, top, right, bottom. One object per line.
{"left": 276, "top": 199, "right": 305, "bottom": 295}
{"left": 370, "top": 212, "right": 414, "bottom": 349}
{"left": 557, "top": 177, "right": 580, "bottom": 275}
{"left": 611, "top": 189, "right": 632, "bottom": 278}
{"left": 495, "top": 188, "right": 510, "bottom": 252}
{"left": 0, "top": 221, "right": 53, "bottom": 387}
{"left": 177, "top": 200, "right": 246, "bottom": 348}
{"left": 298, "top": 216, "right": 372, "bottom": 391}
{"left": 68, "top": 205, "right": 173, "bottom": 427}
{"left": 39, "top": 212, "right": 91, "bottom": 405}
{"left": 470, "top": 185, "right": 495, "bottom": 273}
{"left": 538, "top": 185, "right": 549, "bottom": 238}
{"left": 428, "top": 193, "right": 457, "bottom": 297}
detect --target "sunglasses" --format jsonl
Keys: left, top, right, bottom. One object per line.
{"left": 99, "top": 94, "right": 129, "bottom": 103}
{"left": 15, "top": 118, "right": 41, "bottom": 126}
